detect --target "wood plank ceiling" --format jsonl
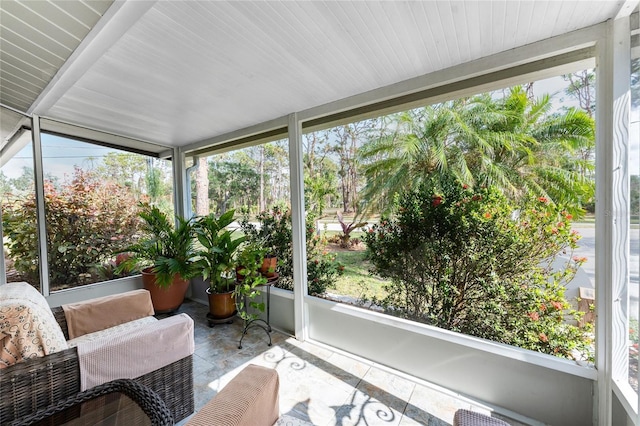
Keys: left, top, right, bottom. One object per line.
{"left": 0, "top": 1, "right": 629, "bottom": 149}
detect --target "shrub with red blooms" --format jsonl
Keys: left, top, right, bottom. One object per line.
{"left": 363, "top": 176, "right": 593, "bottom": 361}
{"left": 3, "top": 168, "right": 144, "bottom": 290}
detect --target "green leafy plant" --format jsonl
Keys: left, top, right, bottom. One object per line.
{"left": 193, "top": 210, "right": 246, "bottom": 293}
{"left": 363, "top": 176, "right": 593, "bottom": 361}
{"left": 234, "top": 242, "right": 268, "bottom": 321}
{"left": 3, "top": 169, "right": 142, "bottom": 289}
{"left": 240, "top": 205, "right": 343, "bottom": 296}
{"left": 116, "top": 203, "right": 197, "bottom": 288}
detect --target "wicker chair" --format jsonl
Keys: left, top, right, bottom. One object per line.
{"left": 0, "top": 306, "right": 194, "bottom": 424}
{"left": 453, "top": 409, "right": 511, "bottom": 426}
{"left": 10, "top": 378, "right": 174, "bottom": 426}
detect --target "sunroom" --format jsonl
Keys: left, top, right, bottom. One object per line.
{"left": 1, "top": 1, "right": 639, "bottom": 425}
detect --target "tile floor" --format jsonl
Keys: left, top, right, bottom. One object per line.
{"left": 169, "top": 300, "right": 534, "bottom": 426}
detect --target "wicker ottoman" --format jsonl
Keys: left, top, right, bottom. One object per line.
{"left": 186, "top": 364, "right": 279, "bottom": 426}
{"left": 453, "top": 409, "right": 511, "bottom": 426}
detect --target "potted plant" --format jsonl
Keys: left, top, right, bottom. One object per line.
{"left": 193, "top": 210, "right": 245, "bottom": 320}
{"left": 116, "top": 203, "right": 197, "bottom": 313}
{"left": 234, "top": 242, "right": 268, "bottom": 321}
{"left": 240, "top": 210, "right": 282, "bottom": 278}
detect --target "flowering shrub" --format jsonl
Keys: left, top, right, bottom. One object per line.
{"left": 240, "top": 205, "right": 343, "bottom": 296}
{"left": 363, "top": 177, "right": 593, "bottom": 361}
{"left": 3, "top": 168, "right": 143, "bottom": 290}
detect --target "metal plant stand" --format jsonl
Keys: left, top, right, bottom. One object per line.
{"left": 238, "top": 276, "right": 278, "bottom": 349}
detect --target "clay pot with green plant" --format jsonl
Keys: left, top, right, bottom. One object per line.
{"left": 193, "top": 210, "right": 245, "bottom": 319}
{"left": 234, "top": 242, "right": 268, "bottom": 321}
{"left": 115, "top": 203, "right": 197, "bottom": 313}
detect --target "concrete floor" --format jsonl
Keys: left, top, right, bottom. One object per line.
{"left": 171, "top": 299, "right": 532, "bottom": 426}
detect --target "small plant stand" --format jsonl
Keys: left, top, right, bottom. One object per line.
{"left": 238, "top": 276, "right": 278, "bottom": 349}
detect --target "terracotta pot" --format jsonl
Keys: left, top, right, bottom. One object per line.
{"left": 260, "top": 256, "right": 277, "bottom": 278}
{"left": 206, "top": 287, "right": 236, "bottom": 319}
{"left": 141, "top": 267, "right": 189, "bottom": 314}
{"left": 235, "top": 266, "right": 246, "bottom": 282}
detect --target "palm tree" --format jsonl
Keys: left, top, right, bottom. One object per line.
{"left": 359, "top": 86, "right": 594, "bottom": 216}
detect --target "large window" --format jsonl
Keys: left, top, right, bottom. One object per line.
{"left": 2, "top": 132, "right": 173, "bottom": 292}
{"left": 1, "top": 131, "right": 38, "bottom": 289}
{"left": 188, "top": 139, "right": 294, "bottom": 293}
{"left": 302, "top": 72, "right": 597, "bottom": 363}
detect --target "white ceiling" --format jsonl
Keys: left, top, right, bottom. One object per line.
{"left": 0, "top": 1, "right": 633, "bottom": 151}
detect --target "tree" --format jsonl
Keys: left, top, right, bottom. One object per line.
{"left": 561, "top": 70, "right": 595, "bottom": 117}
{"left": 10, "top": 166, "right": 35, "bottom": 193}
{"left": 303, "top": 131, "right": 339, "bottom": 217}
{"left": 360, "top": 87, "right": 595, "bottom": 217}
{"left": 331, "top": 121, "right": 376, "bottom": 213}
{"left": 96, "top": 152, "right": 147, "bottom": 193}
{"left": 0, "top": 171, "right": 12, "bottom": 197}
{"left": 234, "top": 141, "right": 289, "bottom": 211}
{"left": 208, "top": 160, "right": 259, "bottom": 214}
{"left": 363, "top": 177, "right": 592, "bottom": 360}
{"left": 195, "top": 156, "right": 209, "bottom": 215}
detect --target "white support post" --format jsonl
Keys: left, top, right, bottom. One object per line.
{"left": 31, "top": 115, "right": 50, "bottom": 296}
{"left": 288, "top": 112, "right": 308, "bottom": 341}
{"left": 172, "top": 147, "right": 187, "bottom": 220}
{"left": 595, "top": 17, "right": 631, "bottom": 426}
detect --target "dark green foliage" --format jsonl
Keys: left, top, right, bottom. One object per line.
{"left": 240, "top": 205, "right": 343, "bottom": 296}
{"left": 208, "top": 161, "right": 259, "bottom": 214}
{"left": 363, "top": 177, "right": 592, "bottom": 360}
{"left": 193, "top": 210, "right": 245, "bottom": 292}
{"left": 234, "top": 242, "right": 268, "bottom": 321}
{"left": 117, "top": 203, "right": 197, "bottom": 288}
{"left": 3, "top": 169, "right": 142, "bottom": 289}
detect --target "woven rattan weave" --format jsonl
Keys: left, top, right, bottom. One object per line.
{"left": 1, "top": 307, "right": 193, "bottom": 424}
{"left": 10, "top": 378, "right": 173, "bottom": 426}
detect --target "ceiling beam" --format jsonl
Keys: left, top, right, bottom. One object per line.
{"left": 28, "top": 1, "right": 156, "bottom": 116}
{"left": 615, "top": 0, "right": 639, "bottom": 19}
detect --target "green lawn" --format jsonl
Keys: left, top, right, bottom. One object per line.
{"left": 331, "top": 249, "right": 389, "bottom": 301}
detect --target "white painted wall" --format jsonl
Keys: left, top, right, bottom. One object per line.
{"left": 45, "top": 275, "right": 143, "bottom": 307}
{"left": 307, "top": 297, "right": 595, "bottom": 426}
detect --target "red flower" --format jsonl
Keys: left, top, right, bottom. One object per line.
{"left": 483, "top": 212, "right": 491, "bottom": 219}
{"left": 551, "top": 301, "right": 563, "bottom": 310}
{"left": 565, "top": 213, "right": 573, "bottom": 220}
{"left": 539, "top": 333, "right": 548, "bottom": 343}
{"left": 528, "top": 312, "right": 539, "bottom": 321}
{"left": 432, "top": 195, "right": 443, "bottom": 207}
{"left": 538, "top": 197, "right": 548, "bottom": 203}
{"left": 462, "top": 184, "right": 469, "bottom": 189}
